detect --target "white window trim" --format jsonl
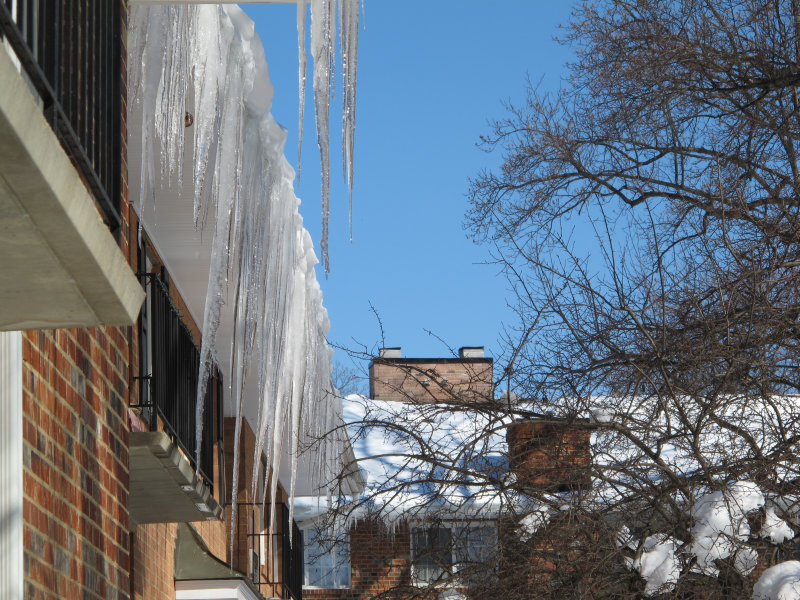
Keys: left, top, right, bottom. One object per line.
{"left": 0, "top": 331, "right": 23, "bottom": 600}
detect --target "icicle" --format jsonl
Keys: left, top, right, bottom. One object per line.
{"left": 129, "top": 3, "right": 352, "bottom": 564}
{"left": 297, "top": 0, "right": 307, "bottom": 182}
{"left": 311, "top": 0, "right": 335, "bottom": 275}
{"left": 229, "top": 396, "right": 245, "bottom": 570}
{"left": 339, "top": 0, "right": 359, "bottom": 240}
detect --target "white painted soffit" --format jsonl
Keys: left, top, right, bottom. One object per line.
{"left": 128, "top": 33, "right": 273, "bottom": 432}
{"left": 175, "top": 580, "right": 262, "bottom": 600}
{"left": 128, "top": 7, "right": 357, "bottom": 502}
{"left": 128, "top": 98, "right": 235, "bottom": 397}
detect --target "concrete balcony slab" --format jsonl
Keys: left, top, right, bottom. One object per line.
{"left": 0, "top": 41, "right": 144, "bottom": 330}
{"left": 130, "top": 431, "right": 221, "bottom": 525}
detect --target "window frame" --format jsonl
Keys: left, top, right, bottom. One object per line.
{"left": 410, "top": 520, "right": 497, "bottom": 586}
{"left": 300, "top": 522, "right": 352, "bottom": 590}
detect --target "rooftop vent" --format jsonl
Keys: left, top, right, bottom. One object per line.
{"left": 379, "top": 347, "right": 402, "bottom": 359}
{"left": 459, "top": 346, "right": 484, "bottom": 358}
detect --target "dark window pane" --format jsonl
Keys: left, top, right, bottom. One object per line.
{"left": 412, "top": 527, "right": 452, "bottom": 583}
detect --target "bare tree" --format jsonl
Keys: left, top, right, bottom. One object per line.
{"left": 309, "top": 1, "right": 800, "bottom": 598}
{"left": 463, "top": 0, "right": 800, "bottom": 596}
{"left": 332, "top": 360, "right": 366, "bottom": 397}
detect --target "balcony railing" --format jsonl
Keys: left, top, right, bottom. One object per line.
{"left": 247, "top": 503, "right": 304, "bottom": 600}
{"left": 0, "top": 0, "right": 122, "bottom": 234}
{"left": 135, "top": 273, "right": 219, "bottom": 491}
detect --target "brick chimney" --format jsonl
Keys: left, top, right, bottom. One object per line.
{"left": 369, "top": 346, "right": 493, "bottom": 405}
{"left": 506, "top": 420, "right": 592, "bottom": 493}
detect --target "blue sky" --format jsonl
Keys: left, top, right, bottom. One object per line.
{"left": 243, "top": 2, "right": 575, "bottom": 368}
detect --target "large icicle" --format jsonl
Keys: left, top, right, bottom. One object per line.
{"left": 297, "top": 0, "right": 308, "bottom": 181}
{"left": 128, "top": 4, "right": 351, "bottom": 562}
{"left": 299, "top": 0, "right": 364, "bottom": 269}
{"left": 339, "top": 0, "right": 359, "bottom": 240}
{"left": 311, "top": 0, "right": 335, "bottom": 275}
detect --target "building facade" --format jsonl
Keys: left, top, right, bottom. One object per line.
{"left": 300, "top": 348, "right": 501, "bottom": 600}
{"left": 298, "top": 347, "right": 601, "bottom": 600}
{"left": 0, "top": 3, "right": 353, "bottom": 600}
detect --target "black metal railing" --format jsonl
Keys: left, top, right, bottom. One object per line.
{"left": 285, "top": 508, "right": 303, "bottom": 600}
{"left": 246, "top": 503, "right": 304, "bottom": 600}
{"left": 0, "top": 0, "right": 122, "bottom": 235}
{"left": 135, "top": 273, "right": 218, "bottom": 490}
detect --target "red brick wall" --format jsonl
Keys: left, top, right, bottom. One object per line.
{"left": 506, "top": 420, "right": 592, "bottom": 493}
{"left": 370, "top": 359, "right": 494, "bottom": 404}
{"left": 131, "top": 523, "right": 176, "bottom": 600}
{"left": 22, "top": 327, "right": 132, "bottom": 600}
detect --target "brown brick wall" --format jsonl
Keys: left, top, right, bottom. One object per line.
{"left": 351, "top": 520, "right": 413, "bottom": 598}
{"left": 370, "top": 359, "right": 493, "bottom": 404}
{"left": 22, "top": 327, "right": 132, "bottom": 600}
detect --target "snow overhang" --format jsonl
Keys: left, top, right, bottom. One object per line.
{"left": 280, "top": 414, "right": 367, "bottom": 498}
{"left": 129, "top": 90, "right": 243, "bottom": 414}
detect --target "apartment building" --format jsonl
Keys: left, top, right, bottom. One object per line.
{"left": 0, "top": 3, "right": 356, "bottom": 600}
{"left": 295, "top": 347, "right": 597, "bottom": 600}
{"left": 298, "top": 348, "right": 501, "bottom": 600}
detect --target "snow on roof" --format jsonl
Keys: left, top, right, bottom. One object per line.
{"left": 294, "top": 392, "right": 800, "bottom": 597}
{"left": 295, "top": 394, "right": 511, "bottom": 523}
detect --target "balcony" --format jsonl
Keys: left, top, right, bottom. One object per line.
{"left": 0, "top": 0, "right": 143, "bottom": 330}
{"left": 248, "top": 503, "right": 304, "bottom": 600}
{"left": 129, "top": 273, "right": 223, "bottom": 524}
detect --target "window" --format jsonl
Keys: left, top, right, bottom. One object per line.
{"left": 302, "top": 526, "right": 351, "bottom": 589}
{"left": 411, "top": 523, "right": 496, "bottom": 584}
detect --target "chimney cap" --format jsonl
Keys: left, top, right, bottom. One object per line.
{"left": 379, "top": 347, "right": 402, "bottom": 359}
{"left": 459, "top": 346, "right": 484, "bottom": 358}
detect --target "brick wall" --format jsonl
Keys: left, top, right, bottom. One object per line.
{"left": 21, "top": 6, "right": 139, "bottom": 598}
{"left": 506, "top": 420, "right": 592, "bottom": 493}
{"left": 369, "top": 358, "right": 493, "bottom": 405}
{"left": 304, "top": 520, "right": 414, "bottom": 600}
{"left": 131, "top": 523, "right": 176, "bottom": 600}
{"left": 22, "top": 327, "right": 132, "bottom": 600}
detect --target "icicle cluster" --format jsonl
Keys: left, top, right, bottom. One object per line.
{"left": 128, "top": 3, "right": 352, "bottom": 553}
{"left": 300, "top": 0, "right": 360, "bottom": 274}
